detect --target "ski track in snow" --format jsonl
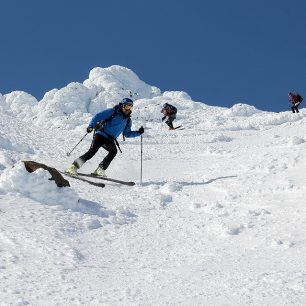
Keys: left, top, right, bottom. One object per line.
{"left": 1, "top": 73, "right": 306, "bottom": 304}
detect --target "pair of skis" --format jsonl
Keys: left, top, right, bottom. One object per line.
{"left": 60, "top": 171, "right": 135, "bottom": 188}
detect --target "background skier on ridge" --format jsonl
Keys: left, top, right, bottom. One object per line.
{"left": 161, "top": 103, "right": 178, "bottom": 130}
{"left": 288, "top": 92, "right": 303, "bottom": 113}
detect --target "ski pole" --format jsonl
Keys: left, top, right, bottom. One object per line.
{"left": 66, "top": 132, "right": 88, "bottom": 157}
{"left": 140, "top": 135, "right": 143, "bottom": 185}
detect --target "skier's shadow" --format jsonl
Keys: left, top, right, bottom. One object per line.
{"left": 141, "top": 175, "right": 237, "bottom": 187}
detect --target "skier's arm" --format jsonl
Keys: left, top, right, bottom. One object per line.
{"left": 123, "top": 119, "right": 143, "bottom": 138}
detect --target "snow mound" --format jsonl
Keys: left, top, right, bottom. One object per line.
{"left": 37, "top": 82, "right": 93, "bottom": 115}
{"left": 0, "top": 163, "right": 138, "bottom": 225}
{"left": 162, "top": 91, "right": 191, "bottom": 100}
{"left": 33, "top": 82, "right": 93, "bottom": 128}
{"left": 1, "top": 91, "right": 37, "bottom": 118}
{"left": 84, "top": 65, "right": 161, "bottom": 106}
{"left": 225, "top": 103, "right": 261, "bottom": 117}
{"left": 0, "top": 163, "right": 79, "bottom": 208}
{"left": 10, "top": 65, "right": 165, "bottom": 129}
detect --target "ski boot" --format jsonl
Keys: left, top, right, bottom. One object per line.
{"left": 65, "top": 164, "right": 78, "bottom": 176}
{"left": 92, "top": 166, "right": 107, "bottom": 177}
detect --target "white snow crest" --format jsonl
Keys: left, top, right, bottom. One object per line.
{"left": 1, "top": 91, "right": 37, "bottom": 118}
{"left": 85, "top": 65, "right": 161, "bottom": 102}
{"left": 162, "top": 91, "right": 191, "bottom": 100}
{"left": 224, "top": 103, "right": 261, "bottom": 117}
{"left": 32, "top": 82, "right": 93, "bottom": 129}
{"left": 37, "top": 82, "right": 93, "bottom": 115}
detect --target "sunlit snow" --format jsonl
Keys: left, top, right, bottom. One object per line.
{"left": 0, "top": 65, "right": 305, "bottom": 305}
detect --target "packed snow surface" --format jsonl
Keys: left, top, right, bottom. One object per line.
{"left": 0, "top": 65, "right": 306, "bottom": 305}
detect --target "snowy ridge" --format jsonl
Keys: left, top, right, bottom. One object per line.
{"left": 0, "top": 65, "right": 306, "bottom": 305}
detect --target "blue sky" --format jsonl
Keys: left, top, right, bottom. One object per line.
{"left": 1, "top": 0, "right": 305, "bottom": 112}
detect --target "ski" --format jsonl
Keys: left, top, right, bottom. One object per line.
{"left": 170, "top": 125, "right": 184, "bottom": 130}
{"left": 78, "top": 173, "right": 135, "bottom": 186}
{"left": 60, "top": 171, "right": 105, "bottom": 188}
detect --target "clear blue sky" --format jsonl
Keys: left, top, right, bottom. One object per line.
{"left": 1, "top": 0, "right": 305, "bottom": 112}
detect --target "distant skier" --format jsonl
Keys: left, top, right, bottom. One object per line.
{"left": 288, "top": 92, "right": 303, "bottom": 113}
{"left": 161, "top": 103, "right": 178, "bottom": 130}
{"left": 65, "top": 98, "right": 144, "bottom": 177}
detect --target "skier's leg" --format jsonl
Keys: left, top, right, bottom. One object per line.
{"left": 99, "top": 141, "right": 118, "bottom": 170}
{"left": 73, "top": 134, "right": 103, "bottom": 168}
{"left": 165, "top": 117, "right": 174, "bottom": 129}
{"left": 166, "top": 115, "right": 176, "bottom": 129}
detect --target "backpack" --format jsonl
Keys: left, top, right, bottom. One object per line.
{"left": 163, "top": 103, "right": 177, "bottom": 114}
{"left": 296, "top": 94, "right": 303, "bottom": 103}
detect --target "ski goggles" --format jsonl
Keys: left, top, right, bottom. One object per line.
{"left": 123, "top": 103, "right": 133, "bottom": 110}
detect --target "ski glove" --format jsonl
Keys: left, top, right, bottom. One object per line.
{"left": 162, "top": 116, "right": 166, "bottom": 121}
{"left": 87, "top": 127, "right": 93, "bottom": 133}
{"left": 138, "top": 126, "right": 144, "bottom": 135}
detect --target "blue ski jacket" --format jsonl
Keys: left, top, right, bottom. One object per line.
{"left": 88, "top": 107, "right": 140, "bottom": 140}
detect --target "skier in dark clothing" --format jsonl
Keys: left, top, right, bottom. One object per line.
{"left": 65, "top": 98, "right": 144, "bottom": 177}
{"left": 161, "top": 103, "right": 177, "bottom": 130}
{"left": 288, "top": 92, "right": 303, "bottom": 113}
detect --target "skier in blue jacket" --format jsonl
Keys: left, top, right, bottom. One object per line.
{"left": 65, "top": 98, "right": 144, "bottom": 177}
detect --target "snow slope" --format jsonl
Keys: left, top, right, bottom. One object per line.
{"left": 0, "top": 65, "right": 306, "bottom": 305}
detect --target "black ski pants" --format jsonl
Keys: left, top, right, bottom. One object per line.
{"left": 291, "top": 103, "right": 300, "bottom": 113}
{"left": 165, "top": 114, "right": 176, "bottom": 128}
{"left": 74, "top": 134, "right": 117, "bottom": 170}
